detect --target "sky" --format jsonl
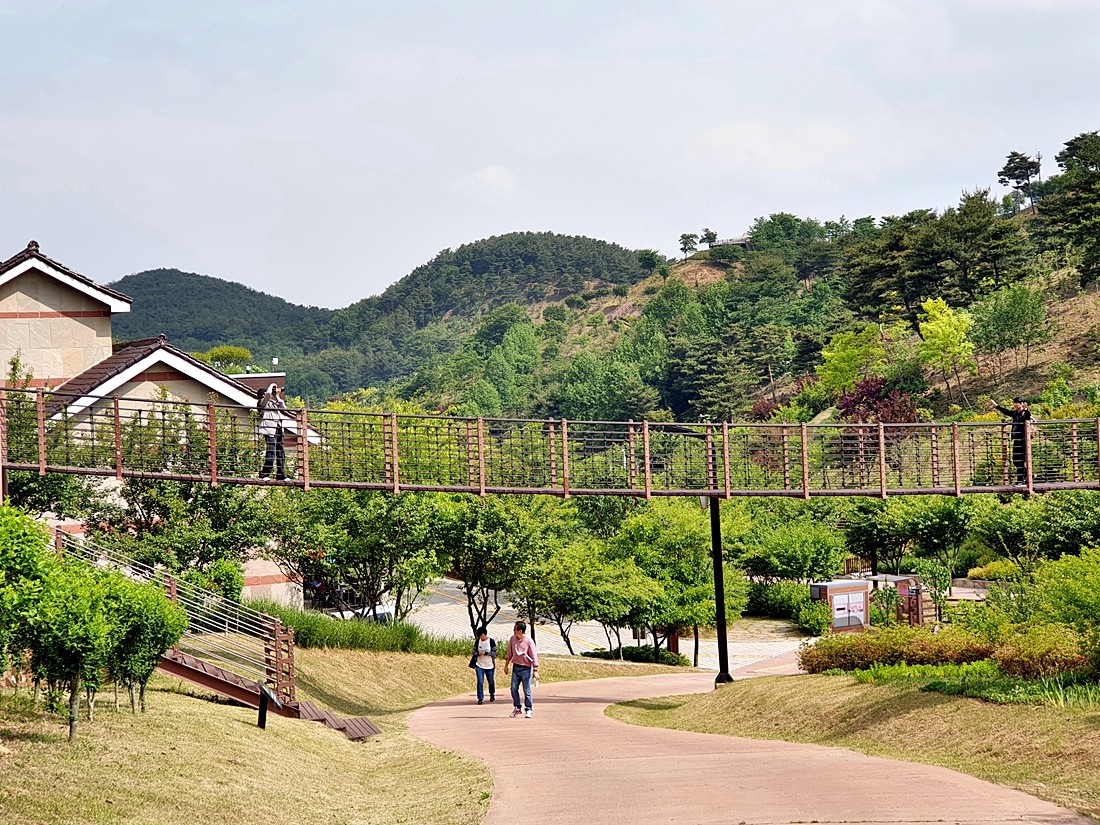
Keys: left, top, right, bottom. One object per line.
{"left": 2, "top": 0, "right": 1098, "bottom": 308}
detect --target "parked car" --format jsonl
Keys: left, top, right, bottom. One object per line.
{"left": 326, "top": 606, "right": 395, "bottom": 623}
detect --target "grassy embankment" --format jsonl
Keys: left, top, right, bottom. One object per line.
{"left": 0, "top": 649, "right": 673, "bottom": 825}
{"left": 609, "top": 673, "right": 1100, "bottom": 820}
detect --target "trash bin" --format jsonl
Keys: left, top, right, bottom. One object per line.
{"left": 809, "top": 580, "right": 871, "bottom": 632}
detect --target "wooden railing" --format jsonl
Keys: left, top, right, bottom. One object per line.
{"left": 2, "top": 388, "right": 1098, "bottom": 498}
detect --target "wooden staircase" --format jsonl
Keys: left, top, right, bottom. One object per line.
{"left": 159, "top": 649, "right": 380, "bottom": 740}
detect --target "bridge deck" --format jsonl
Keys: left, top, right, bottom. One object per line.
{"left": 2, "top": 388, "right": 1098, "bottom": 497}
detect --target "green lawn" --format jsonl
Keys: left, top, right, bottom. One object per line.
{"left": 0, "top": 649, "right": 675, "bottom": 825}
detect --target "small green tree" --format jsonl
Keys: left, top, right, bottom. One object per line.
{"left": 917, "top": 298, "right": 976, "bottom": 402}
{"left": 998, "top": 151, "right": 1042, "bottom": 207}
{"left": 440, "top": 496, "right": 529, "bottom": 636}
{"left": 106, "top": 577, "right": 187, "bottom": 713}
{"left": 678, "top": 233, "right": 699, "bottom": 259}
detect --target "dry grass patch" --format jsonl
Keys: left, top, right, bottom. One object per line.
{"left": 608, "top": 673, "right": 1100, "bottom": 820}
{"left": 0, "top": 650, "right": 679, "bottom": 825}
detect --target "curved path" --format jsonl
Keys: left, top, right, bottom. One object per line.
{"left": 409, "top": 662, "right": 1091, "bottom": 825}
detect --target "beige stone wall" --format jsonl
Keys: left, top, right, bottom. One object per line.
{"left": 0, "top": 270, "right": 113, "bottom": 383}
{"left": 242, "top": 558, "right": 303, "bottom": 608}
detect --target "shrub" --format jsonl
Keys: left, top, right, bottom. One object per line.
{"left": 796, "top": 601, "right": 832, "bottom": 636}
{"left": 745, "top": 581, "right": 811, "bottom": 619}
{"left": 966, "top": 558, "right": 1021, "bottom": 581}
{"left": 581, "top": 645, "right": 689, "bottom": 666}
{"left": 798, "top": 625, "right": 993, "bottom": 673}
{"left": 564, "top": 295, "right": 588, "bottom": 310}
{"left": 749, "top": 398, "right": 780, "bottom": 421}
{"left": 992, "top": 624, "right": 1091, "bottom": 679}
{"left": 182, "top": 559, "right": 244, "bottom": 601}
{"left": 542, "top": 305, "right": 569, "bottom": 324}
{"left": 869, "top": 587, "right": 900, "bottom": 626}
{"left": 944, "top": 599, "right": 1014, "bottom": 645}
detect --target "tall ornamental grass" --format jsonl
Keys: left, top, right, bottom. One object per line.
{"left": 248, "top": 600, "right": 472, "bottom": 656}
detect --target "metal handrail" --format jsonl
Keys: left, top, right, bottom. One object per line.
{"left": 5, "top": 387, "right": 1098, "bottom": 498}
{"left": 55, "top": 531, "right": 287, "bottom": 692}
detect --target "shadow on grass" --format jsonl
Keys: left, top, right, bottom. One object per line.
{"left": 0, "top": 725, "right": 63, "bottom": 744}
{"left": 294, "top": 672, "right": 420, "bottom": 721}
{"left": 618, "top": 698, "right": 688, "bottom": 713}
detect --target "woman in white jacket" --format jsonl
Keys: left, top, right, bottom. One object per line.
{"left": 258, "top": 383, "right": 289, "bottom": 480}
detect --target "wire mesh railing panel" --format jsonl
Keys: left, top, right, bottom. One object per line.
{"left": 307, "top": 411, "right": 388, "bottom": 484}
{"left": 397, "top": 415, "right": 478, "bottom": 489}
{"left": 562, "top": 422, "right": 637, "bottom": 492}
{"left": 57, "top": 533, "right": 277, "bottom": 687}
{"left": 733, "top": 426, "right": 804, "bottom": 492}
{"left": 481, "top": 419, "right": 557, "bottom": 491}
{"left": 800, "top": 426, "right": 870, "bottom": 492}
{"left": 646, "top": 424, "right": 719, "bottom": 493}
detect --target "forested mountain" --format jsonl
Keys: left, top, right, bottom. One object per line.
{"left": 110, "top": 232, "right": 653, "bottom": 398}
{"left": 110, "top": 131, "right": 1100, "bottom": 424}
{"left": 111, "top": 269, "right": 334, "bottom": 353}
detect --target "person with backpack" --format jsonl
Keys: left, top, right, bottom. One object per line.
{"left": 470, "top": 627, "right": 497, "bottom": 705}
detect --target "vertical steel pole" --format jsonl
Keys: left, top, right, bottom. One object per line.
{"left": 390, "top": 412, "right": 400, "bottom": 494}
{"left": 207, "top": 400, "right": 218, "bottom": 486}
{"left": 0, "top": 389, "right": 7, "bottom": 503}
{"left": 561, "top": 420, "right": 571, "bottom": 498}
{"left": 721, "top": 422, "right": 731, "bottom": 499}
{"left": 36, "top": 388, "right": 46, "bottom": 476}
{"left": 476, "top": 417, "right": 486, "bottom": 496}
{"left": 112, "top": 396, "right": 123, "bottom": 480}
{"left": 877, "top": 423, "right": 888, "bottom": 499}
{"left": 710, "top": 496, "right": 732, "bottom": 686}
{"left": 951, "top": 422, "right": 961, "bottom": 497}
{"left": 298, "top": 409, "right": 310, "bottom": 491}
{"left": 1024, "top": 417, "right": 1034, "bottom": 495}
{"left": 799, "top": 423, "right": 810, "bottom": 500}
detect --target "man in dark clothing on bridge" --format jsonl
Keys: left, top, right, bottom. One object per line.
{"left": 989, "top": 396, "right": 1032, "bottom": 486}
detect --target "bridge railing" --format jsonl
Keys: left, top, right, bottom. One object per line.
{"left": 54, "top": 530, "right": 296, "bottom": 701}
{"left": 2, "top": 388, "right": 1098, "bottom": 497}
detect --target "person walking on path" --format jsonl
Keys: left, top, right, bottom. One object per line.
{"left": 504, "top": 620, "right": 538, "bottom": 718}
{"left": 472, "top": 627, "right": 497, "bottom": 705}
{"left": 989, "top": 396, "right": 1032, "bottom": 486}
{"left": 258, "top": 383, "right": 289, "bottom": 480}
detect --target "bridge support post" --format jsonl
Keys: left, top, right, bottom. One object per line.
{"left": 710, "top": 496, "right": 732, "bottom": 686}
{"left": 0, "top": 389, "right": 7, "bottom": 504}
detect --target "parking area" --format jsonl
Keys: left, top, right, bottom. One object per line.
{"left": 408, "top": 578, "right": 805, "bottom": 671}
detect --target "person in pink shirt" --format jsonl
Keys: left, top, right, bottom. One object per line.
{"left": 504, "top": 620, "right": 539, "bottom": 718}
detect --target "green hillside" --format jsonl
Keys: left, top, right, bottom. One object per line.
{"left": 108, "top": 130, "right": 1100, "bottom": 423}
{"left": 110, "top": 269, "right": 334, "bottom": 353}
{"left": 110, "top": 231, "right": 654, "bottom": 398}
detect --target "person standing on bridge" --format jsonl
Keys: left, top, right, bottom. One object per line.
{"left": 504, "top": 621, "right": 538, "bottom": 718}
{"left": 258, "top": 383, "right": 289, "bottom": 480}
{"left": 471, "top": 627, "right": 497, "bottom": 705}
{"left": 989, "top": 396, "right": 1031, "bottom": 487}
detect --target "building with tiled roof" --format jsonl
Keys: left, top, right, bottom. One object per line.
{"left": 1, "top": 240, "right": 317, "bottom": 443}
{"left": 1, "top": 240, "right": 132, "bottom": 386}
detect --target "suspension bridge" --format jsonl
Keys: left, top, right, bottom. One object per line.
{"left": 1, "top": 387, "right": 1098, "bottom": 498}
{"left": 7, "top": 388, "right": 1099, "bottom": 691}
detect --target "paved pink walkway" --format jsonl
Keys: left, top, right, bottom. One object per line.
{"left": 409, "top": 661, "right": 1091, "bottom": 825}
